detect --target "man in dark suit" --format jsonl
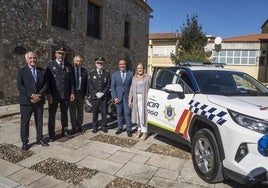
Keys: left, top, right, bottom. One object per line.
{"left": 69, "top": 55, "right": 88, "bottom": 134}
{"left": 17, "top": 51, "right": 49, "bottom": 150}
{"left": 88, "top": 57, "right": 111, "bottom": 133}
{"left": 111, "top": 59, "right": 133, "bottom": 137}
{"left": 46, "top": 46, "right": 74, "bottom": 141}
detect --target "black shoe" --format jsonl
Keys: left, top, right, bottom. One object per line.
{"left": 77, "top": 127, "right": 85, "bottom": 133}
{"left": 127, "top": 131, "right": 132, "bottom": 137}
{"left": 22, "top": 143, "right": 29, "bottom": 151}
{"left": 102, "top": 127, "right": 108, "bottom": 133}
{"left": 62, "top": 130, "right": 73, "bottom": 138}
{"left": 92, "top": 127, "right": 98, "bottom": 133}
{"left": 49, "top": 137, "right": 55, "bottom": 142}
{"left": 71, "top": 129, "right": 77, "bottom": 134}
{"left": 38, "top": 139, "right": 49, "bottom": 146}
{"left": 115, "top": 128, "right": 123, "bottom": 135}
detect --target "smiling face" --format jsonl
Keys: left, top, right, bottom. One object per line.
{"left": 25, "top": 52, "right": 37, "bottom": 67}
{"left": 136, "top": 63, "right": 144, "bottom": 76}
{"left": 55, "top": 52, "right": 66, "bottom": 62}
{"left": 118, "top": 60, "right": 126, "bottom": 72}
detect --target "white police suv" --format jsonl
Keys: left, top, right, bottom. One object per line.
{"left": 147, "top": 64, "right": 268, "bottom": 186}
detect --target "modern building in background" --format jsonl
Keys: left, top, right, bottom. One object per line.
{"left": 0, "top": 0, "right": 152, "bottom": 105}
{"left": 148, "top": 19, "right": 268, "bottom": 83}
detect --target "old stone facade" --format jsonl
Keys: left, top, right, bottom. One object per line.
{"left": 0, "top": 0, "right": 152, "bottom": 105}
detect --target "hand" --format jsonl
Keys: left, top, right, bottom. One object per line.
{"left": 70, "top": 94, "right": 75, "bottom": 101}
{"left": 46, "top": 95, "right": 53, "bottom": 104}
{"left": 95, "top": 92, "right": 104, "bottom": 99}
{"left": 128, "top": 102, "right": 133, "bottom": 108}
{"left": 31, "top": 94, "right": 41, "bottom": 103}
{"left": 114, "top": 98, "right": 120, "bottom": 104}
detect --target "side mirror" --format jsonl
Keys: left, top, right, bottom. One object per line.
{"left": 163, "top": 84, "right": 185, "bottom": 99}
{"left": 163, "top": 84, "right": 183, "bottom": 93}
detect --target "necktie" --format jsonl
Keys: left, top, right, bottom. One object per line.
{"left": 98, "top": 71, "right": 101, "bottom": 77}
{"left": 121, "top": 72, "right": 125, "bottom": 83}
{"left": 32, "top": 68, "right": 37, "bottom": 82}
{"left": 76, "top": 68, "right": 80, "bottom": 90}
{"left": 60, "top": 62, "right": 64, "bottom": 69}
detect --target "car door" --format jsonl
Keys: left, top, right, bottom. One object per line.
{"left": 148, "top": 68, "right": 195, "bottom": 135}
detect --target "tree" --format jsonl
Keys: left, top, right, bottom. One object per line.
{"left": 171, "top": 14, "right": 211, "bottom": 65}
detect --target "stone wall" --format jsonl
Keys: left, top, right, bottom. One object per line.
{"left": 0, "top": 0, "right": 152, "bottom": 105}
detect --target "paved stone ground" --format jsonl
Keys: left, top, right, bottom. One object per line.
{"left": 0, "top": 104, "right": 238, "bottom": 188}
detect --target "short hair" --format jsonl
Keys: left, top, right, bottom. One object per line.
{"left": 25, "top": 51, "right": 36, "bottom": 59}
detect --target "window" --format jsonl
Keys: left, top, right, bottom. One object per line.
{"left": 87, "top": 1, "right": 101, "bottom": 39}
{"left": 52, "top": 0, "right": 70, "bottom": 29}
{"left": 124, "top": 21, "right": 130, "bottom": 48}
{"left": 212, "top": 49, "right": 258, "bottom": 65}
{"left": 153, "top": 46, "right": 175, "bottom": 57}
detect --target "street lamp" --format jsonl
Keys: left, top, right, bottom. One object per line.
{"left": 214, "top": 37, "right": 222, "bottom": 63}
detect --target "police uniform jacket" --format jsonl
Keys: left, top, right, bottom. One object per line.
{"left": 46, "top": 60, "right": 75, "bottom": 100}
{"left": 88, "top": 70, "right": 111, "bottom": 100}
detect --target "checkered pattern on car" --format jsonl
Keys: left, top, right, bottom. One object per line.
{"left": 188, "top": 100, "right": 227, "bottom": 125}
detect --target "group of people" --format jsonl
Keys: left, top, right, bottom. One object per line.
{"left": 16, "top": 47, "right": 151, "bottom": 151}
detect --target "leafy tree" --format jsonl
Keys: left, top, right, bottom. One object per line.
{"left": 171, "top": 14, "right": 211, "bottom": 65}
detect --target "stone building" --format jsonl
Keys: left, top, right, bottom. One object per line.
{"left": 0, "top": 0, "right": 152, "bottom": 105}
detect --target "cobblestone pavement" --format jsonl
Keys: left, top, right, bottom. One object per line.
{"left": 0, "top": 104, "right": 238, "bottom": 188}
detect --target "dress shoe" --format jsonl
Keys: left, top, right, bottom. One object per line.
{"left": 77, "top": 127, "right": 85, "bottom": 133}
{"left": 92, "top": 127, "right": 98, "bottom": 133}
{"left": 115, "top": 128, "right": 123, "bottom": 135}
{"left": 22, "top": 143, "right": 29, "bottom": 151}
{"left": 38, "top": 139, "right": 49, "bottom": 146}
{"left": 49, "top": 137, "right": 55, "bottom": 142}
{"left": 62, "top": 130, "right": 73, "bottom": 138}
{"left": 127, "top": 131, "right": 132, "bottom": 137}
{"left": 71, "top": 129, "right": 77, "bottom": 134}
{"left": 102, "top": 127, "right": 108, "bottom": 133}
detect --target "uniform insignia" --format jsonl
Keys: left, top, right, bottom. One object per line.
{"left": 93, "top": 76, "right": 96, "bottom": 79}
{"left": 164, "top": 105, "right": 176, "bottom": 121}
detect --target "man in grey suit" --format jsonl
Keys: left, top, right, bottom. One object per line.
{"left": 69, "top": 55, "right": 88, "bottom": 134}
{"left": 111, "top": 59, "right": 133, "bottom": 137}
{"left": 46, "top": 46, "right": 74, "bottom": 141}
{"left": 17, "top": 51, "right": 49, "bottom": 150}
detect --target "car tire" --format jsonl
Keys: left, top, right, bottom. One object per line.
{"left": 191, "top": 128, "right": 224, "bottom": 183}
{"left": 108, "top": 102, "right": 117, "bottom": 120}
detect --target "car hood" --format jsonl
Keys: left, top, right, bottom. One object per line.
{"left": 207, "top": 95, "right": 268, "bottom": 119}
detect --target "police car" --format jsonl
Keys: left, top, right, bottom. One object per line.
{"left": 147, "top": 64, "right": 268, "bottom": 186}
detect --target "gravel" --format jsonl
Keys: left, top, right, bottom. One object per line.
{"left": 106, "top": 177, "right": 154, "bottom": 188}
{"left": 0, "top": 143, "right": 34, "bottom": 163}
{"left": 146, "top": 143, "right": 191, "bottom": 160}
{"left": 91, "top": 134, "right": 139, "bottom": 148}
{"left": 29, "top": 158, "right": 97, "bottom": 185}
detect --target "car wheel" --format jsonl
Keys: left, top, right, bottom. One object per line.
{"left": 108, "top": 102, "right": 117, "bottom": 120}
{"left": 191, "top": 128, "right": 224, "bottom": 183}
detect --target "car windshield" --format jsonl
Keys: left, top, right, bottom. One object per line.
{"left": 192, "top": 70, "right": 268, "bottom": 96}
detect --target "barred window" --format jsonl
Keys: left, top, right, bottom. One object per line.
{"left": 87, "top": 1, "right": 101, "bottom": 39}
{"left": 52, "top": 0, "right": 70, "bottom": 29}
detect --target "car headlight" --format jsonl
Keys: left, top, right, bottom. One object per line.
{"left": 228, "top": 110, "right": 268, "bottom": 134}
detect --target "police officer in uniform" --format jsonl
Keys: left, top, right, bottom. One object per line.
{"left": 88, "top": 57, "right": 111, "bottom": 133}
{"left": 46, "top": 46, "right": 74, "bottom": 141}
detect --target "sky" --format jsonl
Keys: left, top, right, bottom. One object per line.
{"left": 147, "top": 0, "right": 268, "bottom": 38}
